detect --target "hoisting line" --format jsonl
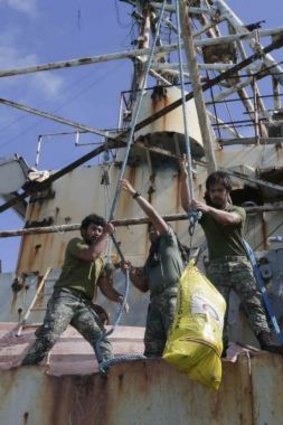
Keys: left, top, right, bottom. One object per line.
{"left": 176, "top": 0, "right": 201, "bottom": 246}
{"left": 97, "top": 0, "right": 169, "bottom": 372}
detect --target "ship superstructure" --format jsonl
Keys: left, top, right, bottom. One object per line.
{"left": 0, "top": 1, "right": 283, "bottom": 424}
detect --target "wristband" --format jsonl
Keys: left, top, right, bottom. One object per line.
{"left": 132, "top": 191, "right": 141, "bottom": 199}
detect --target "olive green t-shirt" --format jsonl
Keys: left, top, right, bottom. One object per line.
{"left": 199, "top": 205, "right": 247, "bottom": 260}
{"left": 144, "top": 229, "right": 184, "bottom": 297}
{"left": 54, "top": 237, "right": 104, "bottom": 300}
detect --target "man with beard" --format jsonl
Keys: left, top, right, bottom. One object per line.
{"left": 179, "top": 156, "right": 283, "bottom": 355}
{"left": 120, "top": 178, "right": 184, "bottom": 358}
{"left": 22, "top": 214, "right": 124, "bottom": 366}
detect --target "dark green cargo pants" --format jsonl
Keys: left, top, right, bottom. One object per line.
{"left": 144, "top": 288, "right": 177, "bottom": 358}
{"left": 206, "top": 257, "right": 270, "bottom": 350}
{"left": 22, "top": 288, "right": 113, "bottom": 365}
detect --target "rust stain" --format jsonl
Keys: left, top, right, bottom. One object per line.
{"left": 22, "top": 411, "right": 29, "bottom": 425}
{"left": 128, "top": 166, "right": 137, "bottom": 187}
{"left": 0, "top": 343, "right": 283, "bottom": 425}
{"left": 150, "top": 89, "right": 169, "bottom": 133}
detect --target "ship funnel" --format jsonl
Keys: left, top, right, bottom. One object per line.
{"left": 124, "top": 86, "right": 205, "bottom": 165}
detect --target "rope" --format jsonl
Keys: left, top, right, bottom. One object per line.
{"left": 176, "top": 0, "right": 201, "bottom": 243}
{"left": 96, "top": 0, "right": 169, "bottom": 372}
{"left": 99, "top": 353, "right": 146, "bottom": 374}
{"left": 108, "top": 1, "right": 168, "bottom": 222}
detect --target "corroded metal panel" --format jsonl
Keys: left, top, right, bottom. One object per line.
{"left": 0, "top": 353, "right": 282, "bottom": 425}
{"left": 251, "top": 354, "right": 283, "bottom": 425}
{"left": 15, "top": 163, "right": 191, "bottom": 275}
{"left": 135, "top": 86, "right": 203, "bottom": 148}
{"left": 15, "top": 143, "right": 283, "bottom": 276}
{"left": 0, "top": 271, "right": 61, "bottom": 323}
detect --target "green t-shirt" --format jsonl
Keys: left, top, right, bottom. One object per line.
{"left": 199, "top": 205, "right": 247, "bottom": 260}
{"left": 144, "top": 229, "right": 184, "bottom": 296}
{"left": 54, "top": 237, "right": 104, "bottom": 300}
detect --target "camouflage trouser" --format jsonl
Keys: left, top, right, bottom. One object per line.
{"left": 22, "top": 288, "right": 113, "bottom": 365}
{"left": 206, "top": 258, "right": 270, "bottom": 350}
{"left": 144, "top": 289, "right": 177, "bottom": 358}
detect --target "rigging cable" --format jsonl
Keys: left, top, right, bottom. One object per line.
{"left": 97, "top": 0, "right": 169, "bottom": 373}
{"left": 0, "top": 61, "right": 125, "bottom": 151}
{"left": 175, "top": 0, "right": 201, "bottom": 246}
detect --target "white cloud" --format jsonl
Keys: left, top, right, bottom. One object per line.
{"left": 0, "top": 46, "right": 63, "bottom": 99}
{"left": 32, "top": 72, "right": 63, "bottom": 99}
{"left": 0, "top": 0, "right": 37, "bottom": 16}
{"left": 0, "top": 46, "right": 37, "bottom": 68}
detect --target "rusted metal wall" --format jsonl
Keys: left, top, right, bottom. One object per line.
{"left": 0, "top": 271, "right": 60, "bottom": 323}
{"left": 0, "top": 355, "right": 282, "bottom": 425}
{"left": 135, "top": 86, "right": 203, "bottom": 147}
{"left": 15, "top": 140, "right": 283, "bottom": 276}
{"left": 15, "top": 163, "right": 190, "bottom": 275}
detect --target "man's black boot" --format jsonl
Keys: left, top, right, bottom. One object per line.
{"left": 257, "top": 331, "right": 283, "bottom": 355}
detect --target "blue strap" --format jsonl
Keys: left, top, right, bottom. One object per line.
{"left": 243, "top": 240, "right": 283, "bottom": 344}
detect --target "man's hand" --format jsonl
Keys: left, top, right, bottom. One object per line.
{"left": 118, "top": 295, "right": 130, "bottom": 314}
{"left": 120, "top": 260, "right": 132, "bottom": 274}
{"left": 191, "top": 199, "right": 211, "bottom": 213}
{"left": 120, "top": 179, "right": 136, "bottom": 196}
{"left": 179, "top": 154, "right": 189, "bottom": 180}
{"left": 104, "top": 221, "right": 115, "bottom": 236}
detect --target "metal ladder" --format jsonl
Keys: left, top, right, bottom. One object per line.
{"left": 16, "top": 267, "right": 53, "bottom": 337}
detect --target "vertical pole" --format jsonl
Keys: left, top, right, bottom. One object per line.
{"left": 273, "top": 76, "right": 281, "bottom": 111}
{"left": 253, "top": 76, "right": 260, "bottom": 144}
{"left": 35, "top": 135, "right": 43, "bottom": 168}
{"left": 179, "top": 0, "right": 217, "bottom": 174}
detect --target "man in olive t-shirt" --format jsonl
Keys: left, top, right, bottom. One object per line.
{"left": 120, "top": 179, "right": 184, "bottom": 357}
{"left": 180, "top": 159, "right": 283, "bottom": 356}
{"left": 22, "top": 214, "right": 124, "bottom": 366}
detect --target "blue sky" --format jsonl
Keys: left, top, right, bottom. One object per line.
{"left": 0, "top": 0, "right": 282, "bottom": 272}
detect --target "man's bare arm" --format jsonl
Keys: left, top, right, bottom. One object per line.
{"left": 120, "top": 179, "right": 169, "bottom": 236}
{"left": 191, "top": 199, "right": 242, "bottom": 226}
{"left": 75, "top": 223, "right": 114, "bottom": 262}
{"left": 97, "top": 273, "right": 124, "bottom": 303}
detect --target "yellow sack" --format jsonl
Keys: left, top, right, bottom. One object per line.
{"left": 163, "top": 260, "right": 226, "bottom": 390}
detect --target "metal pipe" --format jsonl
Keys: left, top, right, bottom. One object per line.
{"left": 152, "top": 62, "right": 259, "bottom": 71}
{"left": 108, "top": 0, "right": 168, "bottom": 221}
{"left": 207, "top": 111, "right": 241, "bottom": 139}
{"left": 0, "top": 139, "right": 126, "bottom": 214}
{"left": 219, "top": 168, "right": 283, "bottom": 193}
{"left": 0, "top": 27, "right": 281, "bottom": 80}
{"left": 273, "top": 77, "right": 282, "bottom": 110}
{"left": 2, "top": 205, "right": 283, "bottom": 238}
{"left": 1, "top": 39, "right": 282, "bottom": 215}
{"left": 176, "top": 0, "right": 195, "bottom": 198}
{"left": 0, "top": 45, "right": 180, "bottom": 78}
{"left": 211, "top": 78, "right": 253, "bottom": 103}
{"left": 151, "top": 2, "right": 216, "bottom": 14}
{"left": 217, "top": 0, "right": 283, "bottom": 86}
{"left": 219, "top": 137, "right": 283, "bottom": 146}
{"left": 134, "top": 36, "right": 283, "bottom": 132}
{"left": 194, "top": 28, "right": 283, "bottom": 47}
{"left": 0, "top": 98, "right": 113, "bottom": 139}
{"left": 179, "top": 0, "right": 217, "bottom": 173}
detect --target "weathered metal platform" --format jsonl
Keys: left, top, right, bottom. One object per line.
{"left": 0, "top": 323, "right": 282, "bottom": 425}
